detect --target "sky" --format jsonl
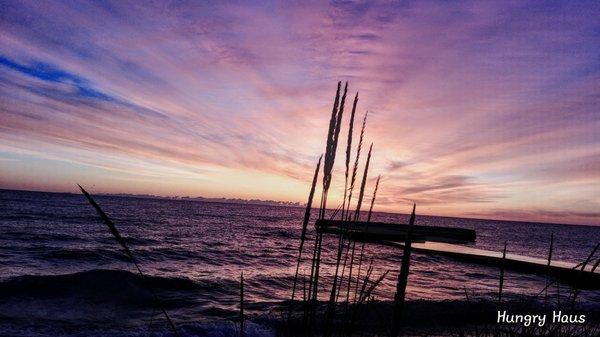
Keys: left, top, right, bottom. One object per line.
{"left": 0, "top": 1, "right": 599, "bottom": 225}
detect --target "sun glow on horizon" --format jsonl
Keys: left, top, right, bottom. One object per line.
{"left": 1, "top": 1, "right": 599, "bottom": 226}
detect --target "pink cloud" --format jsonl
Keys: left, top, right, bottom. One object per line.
{"left": 1, "top": 0, "right": 599, "bottom": 225}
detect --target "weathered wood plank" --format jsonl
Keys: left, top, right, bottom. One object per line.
{"left": 315, "top": 219, "right": 476, "bottom": 243}
{"left": 386, "top": 241, "right": 600, "bottom": 289}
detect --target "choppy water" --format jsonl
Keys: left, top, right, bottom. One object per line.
{"left": 1, "top": 189, "right": 599, "bottom": 336}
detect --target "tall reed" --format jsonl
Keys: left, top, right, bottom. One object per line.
{"left": 308, "top": 82, "right": 340, "bottom": 304}
{"left": 320, "top": 81, "right": 347, "bottom": 219}
{"left": 571, "top": 242, "right": 599, "bottom": 308}
{"left": 341, "top": 93, "right": 359, "bottom": 221}
{"left": 358, "top": 269, "right": 388, "bottom": 305}
{"left": 308, "top": 82, "right": 347, "bottom": 327}
{"left": 312, "top": 82, "right": 347, "bottom": 303}
{"left": 325, "top": 92, "right": 358, "bottom": 329}
{"left": 78, "top": 185, "right": 180, "bottom": 337}
{"left": 391, "top": 203, "right": 416, "bottom": 337}
{"left": 353, "top": 143, "right": 373, "bottom": 221}
{"left": 354, "top": 175, "right": 380, "bottom": 302}
{"left": 290, "top": 154, "right": 322, "bottom": 318}
{"left": 592, "top": 255, "right": 600, "bottom": 272}
{"left": 345, "top": 143, "right": 373, "bottom": 303}
{"left": 336, "top": 111, "right": 368, "bottom": 301}
{"left": 345, "top": 111, "right": 368, "bottom": 219}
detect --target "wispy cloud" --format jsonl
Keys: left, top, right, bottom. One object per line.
{"left": 0, "top": 0, "right": 599, "bottom": 225}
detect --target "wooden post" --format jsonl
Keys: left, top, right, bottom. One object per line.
{"left": 390, "top": 204, "right": 416, "bottom": 337}
{"left": 498, "top": 242, "right": 507, "bottom": 303}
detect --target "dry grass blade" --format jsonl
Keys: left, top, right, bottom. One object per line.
{"left": 344, "top": 143, "right": 373, "bottom": 304}
{"left": 535, "top": 256, "right": 597, "bottom": 299}
{"left": 78, "top": 184, "right": 180, "bottom": 337}
{"left": 322, "top": 81, "right": 347, "bottom": 214}
{"left": 310, "top": 81, "right": 346, "bottom": 319}
{"left": 341, "top": 92, "right": 358, "bottom": 221}
{"left": 78, "top": 184, "right": 133, "bottom": 261}
{"left": 353, "top": 143, "right": 373, "bottom": 221}
{"left": 358, "top": 260, "right": 374, "bottom": 304}
{"left": 309, "top": 82, "right": 341, "bottom": 303}
{"left": 336, "top": 114, "right": 368, "bottom": 301}
{"left": 299, "top": 155, "right": 323, "bottom": 249}
{"left": 354, "top": 175, "right": 380, "bottom": 302}
{"left": 571, "top": 241, "right": 599, "bottom": 307}
{"left": 325, "top": 92, "right": 358, "bottom": 331}
{"left": 592, "top": 256, "right": 600, "bottom": 272}
{"left": 367, "top": 175, "right": 380, "bottom": 223}
{"left": 579, "top": 242, "right": 599, "bottom": 272}
{"left": 346, "top": 111, "right": 368, "bottom": 219}
{"left": 359, "top": 270, "right": 389, "bottom": 305}
{"left": 290, "top": 155, "right": 322, "bottom": 314}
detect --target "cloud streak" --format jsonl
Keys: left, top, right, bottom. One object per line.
{"left": 0, "top": 0, "right": 599, "bottom": 225}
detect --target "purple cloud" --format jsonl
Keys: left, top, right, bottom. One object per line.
{"left": 1, "top": 0, "right": 599, "bottom": 225}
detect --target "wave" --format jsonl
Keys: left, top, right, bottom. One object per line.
{"left": 0, "top": 269, "right": 249, "bottom": 326}
{"left": 43, "top": 248, "right": 132, "bottom": 262}
{"left": 0, "top": 269, "right": 235, "bottom": 305}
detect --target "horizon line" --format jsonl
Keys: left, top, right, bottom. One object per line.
{"left": 2, "top": 187, "right": 597, "bottom": 228}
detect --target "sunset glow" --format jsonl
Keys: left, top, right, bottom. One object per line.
{"left": 1, "top": 1, "right": 599, "bottom": 225}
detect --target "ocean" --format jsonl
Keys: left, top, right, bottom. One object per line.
{"left": 1, "top": 189, "right": 599, "bottom": 336}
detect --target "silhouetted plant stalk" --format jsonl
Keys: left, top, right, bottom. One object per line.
{"left": 336, "top": 111, "right": 368, "bottom": 301}
{"left": 289, "top": 155, "right": 322, "bottom": 319}
{"left": 593, "top": 255, "right": 600, "bottom": 272}
{"left": 354, "top": 175, "right": 380, "bottom": 303}
{"left": 349, "top": 259, "right": 388, "bottom": 335}
{"left": 308, "top": 81, "right": 347, "bottom": 325}
{"left": 324, "top": 92, "right": 359, "bottom": 332}
{"left": 320, "top": 81, "right": 347, "bottom": 219}
{"left": 345, "top": 143, "right": 373, "bottom": 304}
{"left": 358, "top": 259, "right": 374, "bottom": 303}
{"left": 535, "top": 253, "right": 598, "bottom": 299}
{"left": 391, "top": 203, "right": 416, "bottom": 337}
{"left": 345, "top": 111, "right": 368, "bottom": 220}
{"left": 533, "top": 242, "right": 600, "bottom": 309}
{"left": 341, "top": 93, "right": 358, "bottom": 221}
{"left": 570, "top": 241, "right": 599, "bottom": 308}
{"left": 353, "top": 264, "right": 389, "bottom": 334}
{"left": 78, "top": 185, "right": 180, "bottom": 337}
{"left": 359, "top": 269, "right": 388, "bottom": 305}
{"left": 308, "top": 82, "right": 340, "bottom": 306}
{"left": 313, "top": 82, "right": 347, "bottom": 300}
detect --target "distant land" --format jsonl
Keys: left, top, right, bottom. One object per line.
{"left": 1, "top": 189, "right": 597, "bottom": 227}
{"left": 0, "top": 188, "right": 302, "bottom": 207}
{"left": 96, "top": 192, "right": 303, "bottom": 207}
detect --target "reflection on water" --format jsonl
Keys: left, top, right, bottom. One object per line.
{"left": 1, "top": 189, "right": 599, "bottom": 331}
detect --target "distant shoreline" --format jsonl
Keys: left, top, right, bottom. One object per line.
{"left": 1, "top": 188, "right": 597, "bottom": 228}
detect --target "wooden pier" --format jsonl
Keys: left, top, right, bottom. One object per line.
{"left": 316, "top": 219, "right": 476, "bottom": 243}
{"left": 386, "top": 241, "right": 600, "bottom": 289}
{"left": 316, "top": 219, "right": 600, "bottom": 289}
